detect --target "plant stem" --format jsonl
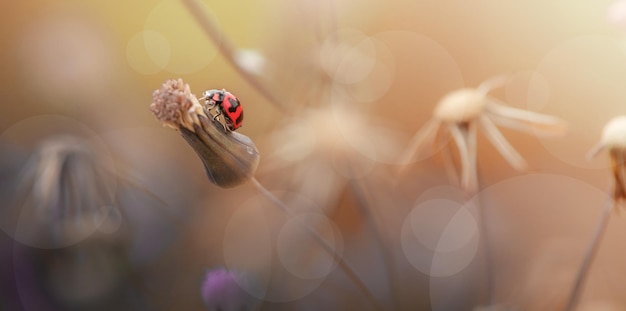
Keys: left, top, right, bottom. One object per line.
{"left": 180, "top": 0, "right": 290, "bottom": 114}
{"left": 564, "top": 196, "right": 613, "bottom": 311}
{"left": 250, "top": 177, "right": 385, "bottom": 311}
{"left": 455, "top": 123, "right": 494, "bottom": 305}
{"left": 474, "top": 174, "right": 494, "bottom": 307}
{"left": 348, "top": 174, "right": 399, "bottom": 310}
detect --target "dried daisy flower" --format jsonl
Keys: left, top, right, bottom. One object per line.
{"left": 258, "top": 104, "right": 398, "bottom": 309}
{"left": 150, "top": 78, "right": 260, "bottom": 188}
{"left": 565, "top": 116, "right": 626, "bottom": 311}
{"left": 398, "top": 76, "right": 566, "bottom": 307}
{"left": 589, "top": 115, "right": 626, "bottom": 203}
{"left": 201, "top": 268, "right": 262, "bottom": 311}
{"left": 399, "top": 75, "right": 567, "bottom": 193}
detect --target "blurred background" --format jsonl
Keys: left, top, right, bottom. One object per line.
{"left": 2, "top": 0, "right": 626, "bottom": 310}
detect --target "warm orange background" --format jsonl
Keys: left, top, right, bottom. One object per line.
{"left": 2, "top": 0, "right": 626, "bottom": 310}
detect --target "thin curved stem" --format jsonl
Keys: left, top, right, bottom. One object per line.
{"left": 348, "top": 173, "right": 399, "bottom": 310}
{"left": 180, "top": 0, "right": 290, "bottom": 114}
{"left": 564, "top": 195, "right": 613, "bottom": 311}
{"left": 250, "top": 177, "right": 385, "bottom": 311}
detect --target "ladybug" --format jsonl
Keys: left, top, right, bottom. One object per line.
{"left": 202, "top": 89, "right": 244, "bottom": 132}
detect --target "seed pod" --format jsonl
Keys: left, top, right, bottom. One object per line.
{"left": 150, "top": 79, "right": 259, "bottom": 188}
{"left": 8, "top": 135, "right": 118, "bottom": 248}
{"left": 589, "top": 116, "right": 626, "bottom": 202}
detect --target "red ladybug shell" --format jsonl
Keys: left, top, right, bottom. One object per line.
{"left": 219, "top": 92, "right": 244, "bottom": 131}
{"left": 205, "top": 89, "right": 244, "bottom": 131}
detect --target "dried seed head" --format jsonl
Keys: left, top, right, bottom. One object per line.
{"left": 9, "top": 135, "right": 118, "bottom": 248}
{"left": 150, "top": 78, "right": 259, "bottom": 188}
{"left": 433, "top": 88, "right": 487, "bottom": 123}
{"left": 149, "top": 78, "right": 206, "bottom": 132}
{"left": 589, "top": 116, "right": 626, "bottom": 202}
{"left": 601, "top": 116, "right": 626, "bottom": 150}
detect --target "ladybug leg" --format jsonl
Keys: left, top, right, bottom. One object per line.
{"left": 208, "top": 108, "right": 229, "bottom": 132}
{"left": 200, "top": 91, "right": 217, "bottom": 108}
{"left": 212, "top": 107, "right": 222, "bottom": 121}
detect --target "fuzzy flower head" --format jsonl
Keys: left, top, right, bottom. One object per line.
{"left": 150, "top": 78, "right": 205, "bottom": 132}
{"left": 150, "top": 79, "right": 260, "bottom": 188}
{"left": 399, "top": 76, "right": 567, "bottom": 193}
{"left": 589, "top": 116, "right": 626, "bottom": 204}
{"left": 201, "top": 268, "right": 261, "bottom": 311}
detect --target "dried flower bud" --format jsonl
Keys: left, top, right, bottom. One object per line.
{"left": 600, "top": 116, "right": 626, "bottom": 150}
{"left": 150, "top": 79, "right": 260, "bottom": 188}
{"left": 201, "top": 268, "right": 262, "bottom": 311}
{"left": 590, "top": 116, "right": 626, "bottom": 202}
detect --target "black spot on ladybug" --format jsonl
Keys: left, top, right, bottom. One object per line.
{"left": 235, "top": 110, "right": 244, "bottom": 125}
{"left": 227, "top": 97, "right": 240, "bottom": 113}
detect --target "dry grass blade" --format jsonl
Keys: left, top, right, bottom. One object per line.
{"left": 179, "top": 0, "right": 289, "bottom": 113}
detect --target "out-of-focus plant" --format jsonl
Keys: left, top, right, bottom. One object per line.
{"left": 4, "top": 136, "right": 120, "bottom": 249}
{"left": 398, "top": 76, "right": 567, "bottom": 193}
{"left": 150, "top": 78, "right": 385, "bottom": 310}
{"left": 397, "top": 75, "right": 567, "bottom": 307}
{"left": 201, "top": 267, "right": 263, "bottom": 311}
{"left": 565, "top": 116, "right": 626, "bottom": 311}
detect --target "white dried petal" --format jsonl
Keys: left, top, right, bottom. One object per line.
{"left": 479, "top": 116, "right": 528, "bottom": 170}
{"left": 485, "top": 99, "right": 567, "bottom": 136}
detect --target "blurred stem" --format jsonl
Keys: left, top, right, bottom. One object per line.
{"left": 564, "top": 195, "right": 613, "bottom": 311}
{"left": 180, "top": 0, "right": 290, "bottom": 114}
{"left": 458, "top": 123, "right": 494, "bottom": 306}
{"left": 348, "top": 173, "right": 399, "bottom": 311}
{"left": 327, "top": 0, "right": 338, "bottom": 43}
{"left": 116, "top": 174, "right": 186, "bottom": 224}
{"left": 250, "top": 177, "right": 385, "bottom": 311}
{"left": 475, "top": 171, "right": 494, "bottom": 307}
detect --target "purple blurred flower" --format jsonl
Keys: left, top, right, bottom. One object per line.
{"left": 201, "top": 268, "right": 262, "bottom": 311}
